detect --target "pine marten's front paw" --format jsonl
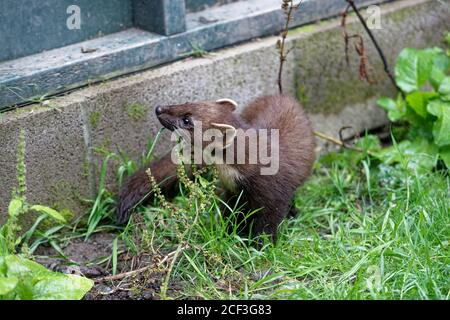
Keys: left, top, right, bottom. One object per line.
{"left": 116, "top": 154, "right": 179, "bottom": 224}
{"left": 116, "top": 191, "right": 134, "bottom": 224}
{"left": 116, "top": 188, "right": 137, "bottom": 225}
{"left": 116, "top": 168, "right": 151, "bottom": 224}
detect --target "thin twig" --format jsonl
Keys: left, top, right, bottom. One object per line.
{"left": 341, "top": 7, "right": 373, "bottom": 84}
{"left": 314, "top": 131, "right": 359, "bottom": 152}
{"left": 314, "top": 130, "right": 376, "bottom": 156}
{"left": 339, "top": 126, "right": 360, "bottom": 144}
{"left": 96, "top": 265, "right": 152, "bottom": 283}
{"left": 95, "top": 245, "right": 188, "bottom": 283}
{"left": 277, "top": 0, "right": 302, "bottom": 94}
{"left": 344, "top": 0, "right": 403, "bottom": 95}
{"left": 342, "top": 3, "right": 352, "bottom": 66}
{"left": 276, "top": 0, "right": 375, "bottom": 155}
{"left": 159, "top": 241, "right": 186, "bottom": 299}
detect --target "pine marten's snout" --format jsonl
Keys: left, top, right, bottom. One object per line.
{"left": 155, "top": 105, "right": 163, "bottom": 116}
{"left": 155, "top": 104, "right": 196, "bottom": 132}
{"left": 155, "top": 105, "right": 178, "bottom": 131}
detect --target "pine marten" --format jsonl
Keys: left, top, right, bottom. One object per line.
{"left": 117, "top": 95, "right": 315, "bottom": 242}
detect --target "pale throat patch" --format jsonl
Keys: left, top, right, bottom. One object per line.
{"left": 215, "top": 164, "right": 242, "bottom": 192}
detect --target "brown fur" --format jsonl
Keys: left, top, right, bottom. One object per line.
{"left": 116, "top": 153, "right": 178, "bottom": 223}
{"left": 117, "top": 95, "right": 315, "bottom": 241}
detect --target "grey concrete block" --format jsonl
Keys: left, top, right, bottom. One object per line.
{"left": 0, "top": 101, "right": 91, "bottom": 224}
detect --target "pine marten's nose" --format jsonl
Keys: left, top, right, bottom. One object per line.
{"left": 155, "top": 106, "right": 163, "bottom": 116}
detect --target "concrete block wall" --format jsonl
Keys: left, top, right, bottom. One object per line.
{"left": 0, "top": 0, "right": 449, "bottom": 223}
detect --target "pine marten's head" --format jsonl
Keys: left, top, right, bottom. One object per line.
{"left": 155, "top": 99, "right": 237, "bottom": 132}
{"left": 155, "top": 99, "right": 238, "bottom": 150}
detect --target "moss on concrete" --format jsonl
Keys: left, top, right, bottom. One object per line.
{"left": 387, "top": 3, "right": 422, "bottom": 24}
{"left": 18, "top": 181, "right": 79, "bottom": 229}
{"left": 82, "top": 156, "right": 91, "bottom": 179}
{"left": 292, "top": 15, "right": 393, "bottom": 114}
{"left": 13, "top": 104, "right": 51, "bottom": 116}
{"left": 307, "top": 78, "right": 379, "bottom": 114}
{"left": 295, "top": 83, "right": 309, "bottom": 106}
{"left": 89, "top": 111, "right": 101, "bottom": 129}
{"left": 290, "top": 2, "right": 440, "bottom": 114}
{"left": 46, "top": 180, "right": 84, "bottom": 217}
{"left": 289, "top": 23, "right": 320, "bottom": 36}
{"left": 126, "top": 103, "right": 148, "bottom": 121}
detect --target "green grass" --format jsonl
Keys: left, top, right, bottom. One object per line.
{"left": 12, "top": 130, "right": 447, "bottom": 300}
{"left": 116, "top": 147, "right": 449, "bottom": 300}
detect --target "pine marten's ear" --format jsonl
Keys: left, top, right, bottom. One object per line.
{"left": 211, "top": 123, "right": 237, "bottom": 148}
{"left": 216, "top": 98, "right": 237, "bottom": 111}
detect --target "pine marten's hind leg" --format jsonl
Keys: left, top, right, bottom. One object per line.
{"left": 251, "top": 209, "right": 285, "bottom": 243}
{"left": 116, "top": 153, "right": 178, "bottom": 224}
{"left": 247, "top": 195, "right": 290, "bottom": 243}
{"left": 288, "top": 204, "right": 299, "bottom": 218}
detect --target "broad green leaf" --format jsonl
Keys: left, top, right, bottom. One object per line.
{"left": 32, "top": 274, "right": 94, "bottom": 300}
{"left": 430, "top": 52, "right": 450, "bottom": 91}
{"left": 8, "top": 198, "right": 24, "bottom": 218}
{"left": 438, "top": 77, "right": 450, "bottom": 101}
{"left": 395, "top": 48, "right": 443, "bottom": 93}
{"left": 30, "top": 205, "right": 66, "bottom": 224}
{"left": 439, "top": 146, "right": 450, "bottom": 168}
{"left": 427, "top": 99, "right": 441, "bottom": 116}
{"left": 427, "top": 100, "right": 450, "bottom": 146}
{"left": 395, "top": 49, "right": 420, "bottom": 93}
{"left": 433, "top": 111, "right": 450, "bottom": 147}
{"left": 377, "top": 97, "right": 405, "bottom": 122}
{"left": 0, "top": 276, "right": 18, "bottom": 295}
{"left": 355, "top": 134, "right": 381, "bottom": 152}
{"left": 445, "top": 33, "right": 450, "bottom": 46}
{"left": 418, "top": 48, "right": 442, "bottom": 81}
{"left": 375, "top": 140, "right": 410, "bottom": 165}
{"left": 0, "top": 256, "right": 6, "bottom": 275}
{"left": 404, "top": 139, "right": 439, "bottom": 171}
{"left": 4, "top": 255, "right": 49, "bottom": 276}
{"left": 0, "top": 239, "right": 8, "bottom": 260}
{"left": 406, "top": 92, "right": 437, "bottom": 118}
{"left": 2, "top": 255, "right": 93, "bottom": 300}
{"left": 375, "top": 139, "right": 439, "bottom": 171}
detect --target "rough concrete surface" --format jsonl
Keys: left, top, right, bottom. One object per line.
{"left": 0, "top": 0, "right": 449, "bottom": 222}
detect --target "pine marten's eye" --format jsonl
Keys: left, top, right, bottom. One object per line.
{"left": 181, "top": 115, "right": 193, "bottom": 126}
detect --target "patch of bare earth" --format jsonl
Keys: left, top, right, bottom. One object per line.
{"left": 34, "top": 233, "right": 180, "bottom": 300}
